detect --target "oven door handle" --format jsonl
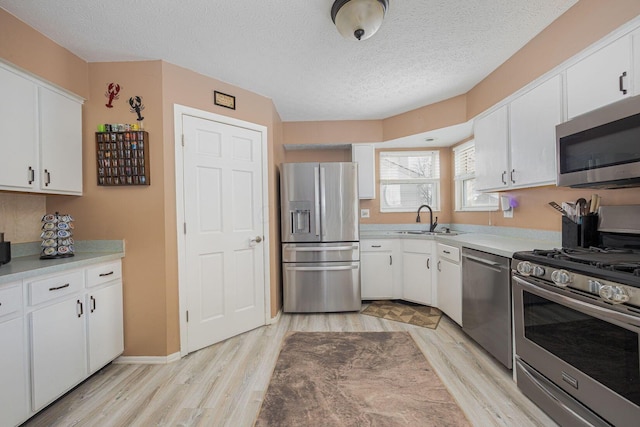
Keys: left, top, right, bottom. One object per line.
{"left": 514, "top": 276, "right": 640, "bottom": 330}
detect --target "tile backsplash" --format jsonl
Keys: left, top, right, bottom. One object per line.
{"left": 0, "top": 193, "right": 46, "bottom": 243}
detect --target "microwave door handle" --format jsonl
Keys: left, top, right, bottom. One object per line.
{"left": 314, "top": 166, "right": 320, "bottom": 237}
{"left": 514, "top": 276, "right": 640, "bottom": 331}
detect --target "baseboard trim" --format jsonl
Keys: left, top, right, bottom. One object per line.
{"left": 113, "top": 352, "right": 181, "bottom": 365}
{"left": 268, "top": 309, "right": 282, "bottom": 325}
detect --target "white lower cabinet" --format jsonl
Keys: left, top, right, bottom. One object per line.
{"left": 402, "top": 240, "right": 435, "bottom": 305}
{"left": 436, "top": 243, "right": 462, "bottom": 326}
{"left": 88, "top": 281, "right": 124, "bottom": 374}
{"left": 2, "top": 258, "right": 124, "bottom": 426}
{"left": 361, "top": 239, "right": 396, "bottom": 299}
{"left": 31, "top": 296, "right": 87, "bottom": 411}
{"left": 0, "top": 283, "right": 29, "bottom": 427}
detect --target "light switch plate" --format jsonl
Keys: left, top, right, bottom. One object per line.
{"left": 361, "top": 209, "right": 370, "bottom": 218}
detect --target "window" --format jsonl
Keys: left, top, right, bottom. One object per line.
{"left": 380, "top": 150, "right": 440, "bottom": 212}
{"left": 454, "top": 141, "right": 499, "bottom": 211}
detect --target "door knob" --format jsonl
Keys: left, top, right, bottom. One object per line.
{"left": 250, "top": 236, "right": 263, "bottom": 244}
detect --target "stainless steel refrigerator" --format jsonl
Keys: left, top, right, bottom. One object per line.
{"left": 280, "top": 162, "right": 360, "bottom": 313}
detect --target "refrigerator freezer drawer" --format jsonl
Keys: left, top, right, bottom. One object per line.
{"left": 282, "top": 242, "right": 360, "bottom": 263}
{"left": 283, "top": 261, "right": 361, "bottom": 313}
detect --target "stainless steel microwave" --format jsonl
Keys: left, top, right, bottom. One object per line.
{"left": 556, "top": 95, "right": 640, "bottom": 188}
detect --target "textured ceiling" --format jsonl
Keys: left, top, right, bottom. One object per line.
{"left": 0, "top": 0, "right": 578, "bottom": 121}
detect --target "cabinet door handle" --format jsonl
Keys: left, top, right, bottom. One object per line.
{"left": 501, "top": 171, "right": 507, "bottom": 185}
{"left": 90, "top": 295, "right": 96, "bottom": 313}
{"left": 44, "top": 169, "right": 51, "bottom": 186}
{"left": 77, "top": 299, "right": 84, "bottom": 318}
{"left": 437, "top": 260, "right": 441, "bottom": 272}
{"left": 49, "top": 283, "right": 70, "bottom": 291}
{"left": 510, "top": 169, "right": 516, "bottom": 184}
{"left": 426, "top": 258, "right": 430, "bottom": 269}
{"left": 99, "top": 271, "right": 114, "bottom": 277}
{"left": 389, "top": 255, "right": 392, "bottom": 266}
{"left": 619, "top": 71, "right": 628, "bottom": 95}
{"left": 28, "top": 166, "right": 35, "bottom": 184}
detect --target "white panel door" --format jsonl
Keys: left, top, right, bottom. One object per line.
{"left": 474, "top": 105, "right": 509, "bottom": 192}
{"left": 509, "top": 74, "right": 563, "bottom": 188}
{"left": 39, "top": 86, "right": 83, "bottom": 194}
{"left": 566, "top": 35, "right": 632, "bottom": 119}
{"left": 0, "top": 65, "right": 38, "bottom": 191}
{"left": 182, "top": 115, "right": 265, "bottom": 353}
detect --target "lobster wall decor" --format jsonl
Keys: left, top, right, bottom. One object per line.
{"left": 105, "top": 83, "right": 121, "bottom": 108}
{"left": 129, "top": 96, "right": 145, "bottom": 122}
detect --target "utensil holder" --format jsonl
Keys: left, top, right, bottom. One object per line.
{"left": 580, "top": 214, "right": 599, "bottom": 248}
{"left": 562, "top": 216, "right": 581, "bottom": 248}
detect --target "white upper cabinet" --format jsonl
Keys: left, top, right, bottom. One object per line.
{"left": 474, "top": 105, "right": 509, "bottom": 191}
{"left": 566, "top": 34, "right": 632, "bottom": 119}
{"left": 351, "top": 143, "right": 376, "bottom": 199}
{"left": 509, "top": 74, "right": 563, "bottom": 188}
{"left": 39, "top": 87, "right": 83, "bottom": 194}
{"left": 475, "top": 75, "right": 563, "bottom": 192}
{"left": 0, "top": 61, "right": 83, "bottom": 195}
{"left": 0, "top": 65, "right": 38, "bottom": 192}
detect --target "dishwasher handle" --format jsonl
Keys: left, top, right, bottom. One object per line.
{"left": 462, "top": 253, "right": 508, "bottom": 269}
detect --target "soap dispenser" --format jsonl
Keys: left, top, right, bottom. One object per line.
{"left": 0, "top": 232, "right": 11, "bottom": 266}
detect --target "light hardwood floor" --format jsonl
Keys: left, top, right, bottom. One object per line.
{"left": 23, "top": 312, "right": 557, "bottom": 427}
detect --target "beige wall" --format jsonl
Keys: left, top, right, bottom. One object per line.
{"left": 0, "top": 193, "right": 45, "bottom": 243}
{"left": 0, "top": 9, "right": 88, "bottom": 99}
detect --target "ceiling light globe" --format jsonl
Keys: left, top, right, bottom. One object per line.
{"left": 331, "top": 0, "right": 389, "bottom": 41}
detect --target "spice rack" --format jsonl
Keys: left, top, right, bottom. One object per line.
{"left": 96, "top": 131, "right": 150, "bottom": 186}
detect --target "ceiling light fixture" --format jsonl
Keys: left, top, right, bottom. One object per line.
{"left": 331, "top": 0, "right": 389, "bottom": 41}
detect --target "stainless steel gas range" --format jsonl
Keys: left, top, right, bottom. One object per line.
{"left": 512, "top": 206, "right": 640, "bottom": 427}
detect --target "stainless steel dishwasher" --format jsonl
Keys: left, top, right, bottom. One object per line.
{"left": 461, "top": 247, "right": 512, "bottom": 369}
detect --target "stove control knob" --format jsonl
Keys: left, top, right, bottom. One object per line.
{"left": 599, "top": 285, "right": 630, "bottom": 304}
{"left": 551, "top": 269, "right": 572, "bottom": 287}
{"left": 517, "top": 261, "right": 532, "bottom": 276}
{"left": 532, "top": 266, "right": 546, "bottom": 277}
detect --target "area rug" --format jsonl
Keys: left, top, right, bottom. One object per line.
{"left": 360, "top": 300, "right": 443, "bottom": 329}
{"left": 254, "top": 331, "right": 470, "bottom": 427}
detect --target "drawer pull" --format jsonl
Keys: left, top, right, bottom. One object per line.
{"left": 49, "top": 283, "right": 70, "bottom": 291}
{"left": 371, "top": 245, "right": 382, "bottom": 248}
{"left": 443, "top": 250, "right": 451, "bottom": 254}
{"left": 77, "top": 299, "right": 84, "bottom": 318}
{"left": 99, "top": 271, "right": 114, "bottom": 277}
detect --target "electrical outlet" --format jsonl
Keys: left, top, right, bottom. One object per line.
{"left": 361, "top": 209, "right": 370, "bottom": 218}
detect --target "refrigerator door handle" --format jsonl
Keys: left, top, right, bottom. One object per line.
{"left": 314, "top": 166, "right": 321, "bottom": 237}
{"left": 285, "top": 265, "right": 358, "bottom": 271}
{"left": 284, "top": 245, "right": 358, "bottom": 252}
{"left": 320, "top": 166, "right": 327, "bottom": 238}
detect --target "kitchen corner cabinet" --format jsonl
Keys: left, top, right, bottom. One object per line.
{"left": 0, "top": 283, "right": 29, "bottom": 427}
{"left": 436, "top": 243, "right": 462, "bottom": 326}
{"left": 361, "top": 239, "right": 396, "bottom": 299}
{"left": 566, "top": 34, "right": 632, "bottom": 120}
{"left": 475, "top": 75, "right": 562, "bottom": 192}
{"left": 0, "top": 61, "right": 83, "bottom": 196}
{"left": 352, "top": 144, "right": 376, "bottom": 199}
{"left": 402, "top": 240, "right": 435, "bottom": 305}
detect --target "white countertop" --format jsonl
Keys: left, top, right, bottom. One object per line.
{"left": 361, "top": 230, "right": 560, "bottom": 258}
{"left": 0, "top": 240, "right": 125, "bottom": 286}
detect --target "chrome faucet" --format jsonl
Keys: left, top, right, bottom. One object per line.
{"left": 416, "top": 204, "right": 437, "bottom": 232}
